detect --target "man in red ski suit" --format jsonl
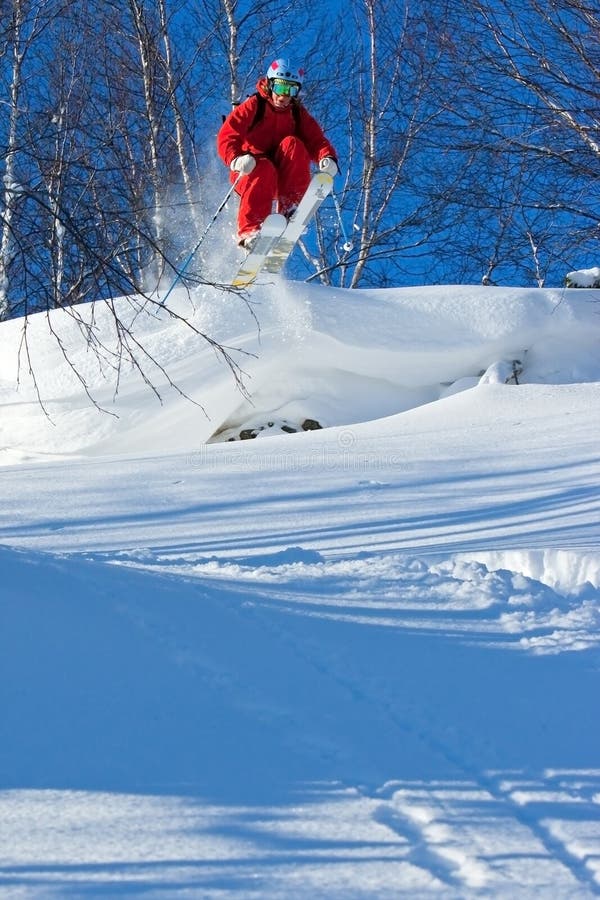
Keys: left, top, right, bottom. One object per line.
{"left": 217, "top": 57, "right": 339, "bottom": 248}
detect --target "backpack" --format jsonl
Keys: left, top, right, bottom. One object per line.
{"left": 248, "top": 92, "right": 301, "bottom": 132}
{"left": 222, "top": 92, "right": 302, "bottom": 131}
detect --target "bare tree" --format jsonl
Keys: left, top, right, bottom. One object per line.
{"left": 125, "top": 0, "right": 169, "bottom": 278}
{"left": 195, "top": 0, "right": 305, "bottom": 111}
{"left": 157, "top": 0, "right": 202, "bottom": 233}
{"left": 0, "top": 0, "right": 249, "bottom": 410}
{"left": 299, "top": 0, "right": 455, "bottom": 288}
{"left": 0, "top": 0, "right": 48, "bottom": 319}
{"left": 439, "top": 0, "right": 600, "bottom": 283}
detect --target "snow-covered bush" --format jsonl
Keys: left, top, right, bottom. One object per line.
{"left": 565, "top": 267, "right": 600, "bottom": 288}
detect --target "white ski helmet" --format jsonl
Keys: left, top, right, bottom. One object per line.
{"left": 266, "top": 58, "right": 304, "bottom": 86}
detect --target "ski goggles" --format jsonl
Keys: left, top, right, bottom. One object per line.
{"left": 270, "top": 78, "right": 301, "bottom": 97}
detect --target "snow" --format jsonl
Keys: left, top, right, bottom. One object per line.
{"left": 567, "top": 267, "right": 600, "bottom": 289}
{"left": 1, "top": 268, "right": 600, "bottom": 897}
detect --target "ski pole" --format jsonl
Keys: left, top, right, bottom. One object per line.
{"left": 331, "top": 188, "right": 353, "bottom": 253}
{"left": 161, "top": 173, "right": 241, "bottom": 306}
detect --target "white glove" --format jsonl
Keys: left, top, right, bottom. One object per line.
{"left": 230, "top": 154, "right": 256, "bottom": 176}
{"left": 319, "top": 157, "right": 338, "bottom": 177}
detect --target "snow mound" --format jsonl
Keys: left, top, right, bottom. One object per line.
{"left": 1, "top": 281, "right": 599, "bottom": 459}
{"left": 566, "top": 266, "right": 600, "bottom": 288}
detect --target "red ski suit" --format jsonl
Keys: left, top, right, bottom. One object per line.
{"left": 217, "top": 78, "right": 337, "bottom": 236}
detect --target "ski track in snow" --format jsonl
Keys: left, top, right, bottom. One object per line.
{"left": 2, "top": 542, "right": 599, "bottom": 897}
{"left": 109, "top": 543, "right": 600, "bottom": 894}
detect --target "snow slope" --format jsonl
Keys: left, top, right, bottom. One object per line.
{"left": 1, "top": 277, "right": 600, "bottom": 897}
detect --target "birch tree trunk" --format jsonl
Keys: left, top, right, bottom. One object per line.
{"left": 128, "top": 0, "right": 164, "bottom": 278}
{"left": 0, "top": 0, "right": 27, "bottom": 319}
{"left": 157, "top": 0, "right": 202, "bottom": 235}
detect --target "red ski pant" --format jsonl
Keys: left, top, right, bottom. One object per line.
{"left": 232, "top": 135, "right": 311, "bottom": 235}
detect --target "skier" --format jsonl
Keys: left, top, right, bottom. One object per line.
{"left": 217, "top": 57, "right": 339, "bottom": 249}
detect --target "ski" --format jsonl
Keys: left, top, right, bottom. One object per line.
{"left": 232, "top": 213, "right": 287, "bottom": 288}
{"left": 263, "top": 172, "right": 334, "bottom": 275}
{"left": 231, "top": 172, "right": 334, "bottom": 287}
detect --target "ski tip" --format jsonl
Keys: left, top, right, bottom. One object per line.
{"left": 260, "top": 214, "right": 287, "bottom": 236}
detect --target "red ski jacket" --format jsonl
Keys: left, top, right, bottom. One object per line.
{"left": 217, "top": 78, "right": 337, "bottom": 168}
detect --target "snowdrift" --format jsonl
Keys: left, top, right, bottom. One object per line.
{"left": 1, "top": 277, "right": 600, "bottom": 897}
{"left": 1, "top": 280, "right": 599, "bottom": 460}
